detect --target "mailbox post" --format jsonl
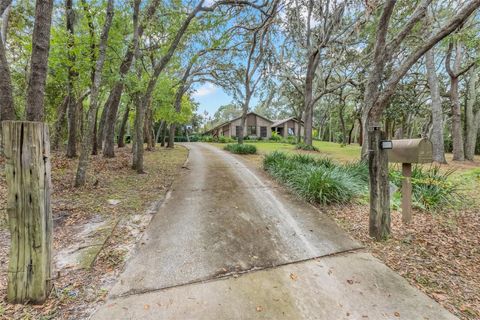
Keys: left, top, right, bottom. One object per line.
{"left": 387, "top": 138, "right": 433, "bottom": 224}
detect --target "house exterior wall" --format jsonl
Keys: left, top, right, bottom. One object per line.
{"left": 228, "top": 115, "right": 272, "bottom": 139}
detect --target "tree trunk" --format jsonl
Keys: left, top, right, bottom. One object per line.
{"left": 102, "top": 0, "right": 149, "bottom": 158}
{"left": 2, "top": 121, "right": 52, "bottom": 303}
{"left": 0, "top": 11, "right": 15, "bottom": 121}
{"left": 65, "top": 0, "right": 78, "bottom": 158}
{"left": 96, "top": 96, "right": 110, "bottom": 153}
{"left": 368, "top": 126, "right": 390, "bottom": 240}
{"left": 52, "top": 96, "right": 68, "bottom": 150}
{"left": 118, "top": 104, "right": 130, "bottom": 148}
{"left": 91, "top": 107, "right": 99, "bottom": 155}
{"left": 339, "top": 106, "right": 347, "bottom": 145}
{"left": 465, "top": 66, "right": 478, "bottom": 161}
{"left": 74, "top": 0, "right": 114, "bottom": 187}
{"left": 449, "top": 75, "right": 464, "bottom": 161}
{"left": 25, "top": 0, "right": 53, "bottom": 122}
{"left": 348, "top": 121, "right": 355, "bottom": 144}
{"left": 425, "top": 48, "right": 446, "bottom": 163}
{"left": 446, "top": 42, "right": 466, "bottom": 161}
{"left": 303, "top": 55, "right": 315, "bottom": 146}
{"left": 167, "top": 123, "right": 175, "bottom": 148}
{"left": 161, "top": 122, "right": 167, "bottom": 147}
{"left": 155, "top": 120, "right": 164, "bottom": 144}
{"left": 144, "top": 105, "right": 155, "bottom": 150}
{"left": 133, "top": 97, "right": 146, "bottom": 173}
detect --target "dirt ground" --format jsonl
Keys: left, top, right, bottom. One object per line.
{"left": 0, "top": 145, "right": 188, "bottom": 319}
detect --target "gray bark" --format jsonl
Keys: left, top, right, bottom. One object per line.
{"left": 0, "top": 0, "right": 15, "bottom": 121}
{"left": 465, "top": 65, "right": 479, "bottom": 160}
{"left": 425, "top": 48, "right": 447, "bottom": 163}
{"left": 445, "top": 41, "right": 469, "bottom": 161}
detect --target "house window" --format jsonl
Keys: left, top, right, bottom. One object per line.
{"left": 247, "top": 126, "right": 256, "bottom": 136}
{"left": 288, "top": 127, "right": 295, "bottom": 136}
{"left": 235, "top": 126, "right": 241, "bottom": 137}
{"left": 260, "top": 126, "right": 267, "bottom": 138}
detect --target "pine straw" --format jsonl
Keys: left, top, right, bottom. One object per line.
{"left": 0, "top": 146, "right": 188, "bottom": 319}
{"left": 323, "top": 203, "right": 480, "bottom": 319}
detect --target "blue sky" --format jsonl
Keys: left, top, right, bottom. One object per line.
{"left": 192, "top": 83, "right": 232, "bottom": 117}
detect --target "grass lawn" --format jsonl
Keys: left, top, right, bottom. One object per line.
{"left": 212, "top": 140, "right": 361, "bottom": 163}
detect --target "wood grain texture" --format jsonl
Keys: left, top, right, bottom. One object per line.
{"left": 2, "top": 121, "right": 52, "bottom": 303}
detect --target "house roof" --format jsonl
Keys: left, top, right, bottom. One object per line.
{"left": 271, "top": 117, "right": 304, "bottom": 128}
{"left": 204, "top": 112, "right": 273, "bottom": 134}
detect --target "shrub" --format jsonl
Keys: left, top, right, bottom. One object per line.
{"left": 390, "top": 165, "right": 459, "bottom": 210}
{"left": 270, "top": 131, "right": 282, "bottom": 141}
{"left": 218, "top": 136, "right": 235, "bottom": 143}
{"left": 263, "top": 152, "right": 367, "bottom": 204}
{"left": 295, "top": 142, "right": 318, "bottom": 151}
{"left": 283, "top": 136, "right": 297, "bottom": 144}
{"left": 200, "top": 135, "right": 214, "bottom": 142}
{"left": 224, "top": 143, "right": 257, "bottom": 154}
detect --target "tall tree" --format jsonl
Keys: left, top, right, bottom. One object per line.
{"left": 0, "top": 0, "right": 15, "bottom": 121}
{"left": 445, "top": 40, "right": 474, "bottom": 161}
{"left": 425, "top": 47, "right": 447, "bottom": 163}
{"left": 65, "top": 0, "right": 78, "bottom": 157}
{"left": 465, "top": 65, "right": 480, "bottom": 161}
{"left": 25, "top": 0, "right": 54, "bottom": 121}
{"left": 102, "top": 0, "right": 159, "bottom": 158}
{"left": 363, "top": 0, "right": 480, "bottom": 240}
{"left": 74, "top": 0, "right": 115, "bottom": 187}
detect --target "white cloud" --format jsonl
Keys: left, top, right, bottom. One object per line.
{"left": 193, "top": 83, "right": 217, "bottom": 97}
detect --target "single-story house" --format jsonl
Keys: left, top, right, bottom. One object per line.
{"left": 205, "top": 112, "right": 304, "bottom": 139}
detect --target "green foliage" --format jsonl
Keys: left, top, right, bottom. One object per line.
{"left": 199, "top": 135, "right": 235, "bottom": 143}
{"left": 270, "top": 131, "right": 282, "bottom": 141}
{"left": 224, "top": 143, "right": 257, "bottom": 154}
{"left": 390, "top": 166, "right": 460, "bottom": 211}
{"left": 263, "top": 152, "right": 367, "bottom": 205}
{"left": 218, "top": 136, "right": 236, "bottom": 143}
{"left": 200, "top": 135, "right": 214, "bottom": 142}
{"left": 295, "top": 143, "right": 319, "bottom": 151}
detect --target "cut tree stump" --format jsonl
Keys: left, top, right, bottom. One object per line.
{"left": 2, "top": 121, "right": 53, "bottom": 304}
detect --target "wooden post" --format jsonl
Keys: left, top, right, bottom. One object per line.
{"left": 368, "top": 127, "right": 391, "bottom": 240}
{"left": 2, "top": 121, "right": 53, "bottom": 304}
{"left": 401, "top": 163, "right": 412, "bottom": 224}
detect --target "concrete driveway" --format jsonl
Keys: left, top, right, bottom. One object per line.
{"left": 92, "top": 143, "right": 456, "bottom": 320}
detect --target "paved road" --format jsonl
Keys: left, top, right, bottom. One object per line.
{"left": 92, "top": 143, "right": 456, "bottom": 320}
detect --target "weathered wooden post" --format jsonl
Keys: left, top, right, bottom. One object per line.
{"left": 368, "top": 126, "right": 391, "bottom": 240}
{"left": 2, "top": 121, "right": 53, "bottom": 303}
{"left": 401, "top": 163, "right": 412, "bottom": 224}
{"left": 387, "top": 138, "right": 433, "bottom": 224}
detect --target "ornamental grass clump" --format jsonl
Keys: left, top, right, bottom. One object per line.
{"left": 263, "top": 152, "right": 367, "bottom": 205}
{"left": 390, "top": 165, "right": 459, "bottom": 210}
{"left": 224, "top": 143, "right": 257, "bottom": 154}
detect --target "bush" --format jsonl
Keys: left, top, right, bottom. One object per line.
{"left": 263, "top": 152, "right": 367, "bottom": 205}
{"left": 390, "top": 165, "right": 459, "bottom": 210}
{"left": 283, "top": 136, "right": 297, "bottom": 144}
{"left": 218, "top": 136, "right": 236, "bottom": 143}
{"left": 270, "top": 131, "right": 282, "bottom": 141}
{"left": 200, "top": 135, "right": 214, "bottom": 142}
{"left": 295, "top": 142, "right": 318, "bottom": 151}
{"left": 224, "top": 143, "right": 257, "bottom": 154}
